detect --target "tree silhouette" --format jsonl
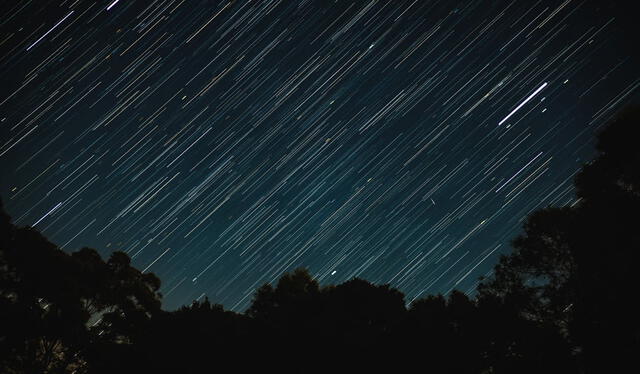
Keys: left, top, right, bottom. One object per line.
{"left": 478, "top": 105, "right": 640, "bottom": 372}
{"left": 248, "top": 267, "right": 320, "bottom": 322}
{"left": 322, "top": 278, "right": 405, "bottom": 346}
{"left": 1, "top": 211, "right": 89, "bottom": 373}
{"left": 569, "top": 105, "right": 640, "bottom": 372}
{"left": 478, "top": 206, "right": 577, "bottom": 328}
{"left": 124, "top": 298, "right": 253, "bottom": 374}
{"left": 0, "top": 200, "right": 162, "bottom": 374}
{"left": 2, "top": 106, "right": 638, "bottom": 373}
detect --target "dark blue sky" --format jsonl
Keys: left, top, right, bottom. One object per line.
{"left": 1, "top": 0, "right": 638, "bottom": 311}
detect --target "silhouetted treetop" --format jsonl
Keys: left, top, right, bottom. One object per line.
{"left": 0, "top": 201, "right": 162, "bottom": 373}
{"left": 2, "top": 105, "right": 638, "bottom": 373}
{"left": 575, "top": 105, "right": 640, "bottom": 200}
{"left": 477, "top": 105, "right": 640, "bottom": 373}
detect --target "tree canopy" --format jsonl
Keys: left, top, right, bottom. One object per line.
{"left": 478, "top": 105, "right": 640, "bottom": 372}
{"left": 1, "top": 105, "right": 638, "bottom": 373}
{"left": 0, "top": 199, "right": 162, "bottom": 373}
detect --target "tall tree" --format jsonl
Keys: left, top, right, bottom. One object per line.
{"left": 0, "top": 200, "right": 162, "bottom": 373}
{"left": 477, "top": 105, "right": 640, "bottom": 372}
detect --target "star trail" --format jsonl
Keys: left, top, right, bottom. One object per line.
{"left": 1, "top": 0, "right": 638, "bottom": 311}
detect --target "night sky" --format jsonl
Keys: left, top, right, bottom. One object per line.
{"left": 1, "top": 0, "right": 638, "bottom": 312}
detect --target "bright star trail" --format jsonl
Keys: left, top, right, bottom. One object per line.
{"left": 1, "top": 0, "right": 638, "bottom": 311}
{"left": 498, "top": 82, "right": 547, "bottom": 126}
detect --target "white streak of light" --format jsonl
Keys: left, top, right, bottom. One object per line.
{"left": 33, "top": 202, "right": 62, "bottom": 226}
{"left": 498, "top": 82, "right": 548, "bottom": 125}
{"left": 143, "top": 247, "right": 171, "bottom": 272}
{"left": 495, "top": 152, "right": 543, "bottom": 193}
{"left": 26, "top": 11, "right": 74, "bottom": 51}
{"left": 106, "top": 0, "right": 120, "bottom": 11}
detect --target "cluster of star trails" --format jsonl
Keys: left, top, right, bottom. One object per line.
{"left": 1, "top": 0, "right": 637, "bottom": 311}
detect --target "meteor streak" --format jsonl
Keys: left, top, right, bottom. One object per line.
{"left": 498, "top": 82, "right": 548, "bottom": 126}
{"left": 26, "top": 11, "right": 74, "bottom": 51}
{"left": 106, "top": 0, "right": 120, "bottom": 11}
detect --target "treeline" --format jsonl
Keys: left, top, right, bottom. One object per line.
{"left": 1, "top": 106, "right": 638, "bottom": 373}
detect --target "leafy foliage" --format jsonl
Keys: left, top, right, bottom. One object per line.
{"left": 0, "top": 200, "right": 161, "bottom": 373}
{"left": 478, "top": 105, "right": 640, "bottom": 372}
{"left": 1, "top": 105, "right": 638, "bottom": 373}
